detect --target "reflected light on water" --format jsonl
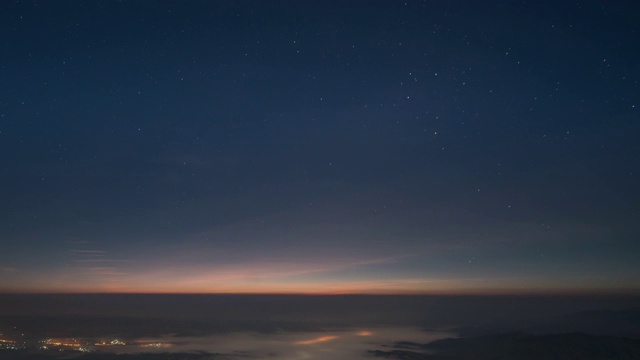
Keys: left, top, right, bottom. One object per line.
{"left": 294, "top": 335, "right": 338, "bottom": 345}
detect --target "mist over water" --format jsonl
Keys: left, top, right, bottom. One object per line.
{"left": 1, "top": 294, "right": 639, "bottom": 359}
{"left": 103, "top": 327, "right": 450, "bottom": 359}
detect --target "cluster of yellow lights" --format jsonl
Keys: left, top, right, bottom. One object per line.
{"left": 0, "top": 339, "right": 16, "bottom": 343}
{"left": 44, "top": 339, "right": 81, "bottom": 347}
{"left": 95, "top": 339, "right": 126, "bottom": 346}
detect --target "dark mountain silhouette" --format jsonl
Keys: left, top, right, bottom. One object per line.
{"left": 370, "top": 332, "right": 640, "bottom": 360}
{"left": 453, "top": 310, "right": 640, "bottom": 339}
{"left": 538, "top": 310, "right": 640, "bottom": 338}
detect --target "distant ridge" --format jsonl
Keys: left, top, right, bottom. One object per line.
{"left": 370, "top": 332, "right": 640, "bottom": 360}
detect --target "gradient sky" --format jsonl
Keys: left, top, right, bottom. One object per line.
{"left": 1, "top": 0, "right": 639, "bottom": 294}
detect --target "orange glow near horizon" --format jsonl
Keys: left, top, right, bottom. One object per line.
{"left": 294, "top": 335, "right": 338, "bottom": 345}
{"left": 3, "top": 260, "right": 639, "bottom": 296}
{"left": 356, "top": 330, "right": 373, "bottom": 336}
{"left": 4, "top": 284, "right": 637, "bottom": 296}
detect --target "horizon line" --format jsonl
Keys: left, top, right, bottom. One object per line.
{"left": 1, "top": 289, "right": 639, "bottom": 297}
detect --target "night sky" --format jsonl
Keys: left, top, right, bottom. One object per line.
{"left": 1, "top": 0, "right": 639, "bottom": 294}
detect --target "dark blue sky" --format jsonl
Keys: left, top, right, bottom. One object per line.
{"left": 1, "top": 0, "right": 638, "bottom": 293}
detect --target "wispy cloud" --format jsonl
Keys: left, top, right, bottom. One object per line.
{"left": 69, "top": 249, "right": 107, "bottom": 256}
{"left": 75, "top": 267, "right": 128, "bottom": 277}
{"left": 67, "top": 247, "right": 130, "bottom": 282}
{"left": 73, "top": 259, "right": 132, "bottom": 263}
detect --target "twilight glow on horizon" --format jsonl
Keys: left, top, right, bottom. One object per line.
{"left": 1, "top": 1, "right": 639, "bottom": 295}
